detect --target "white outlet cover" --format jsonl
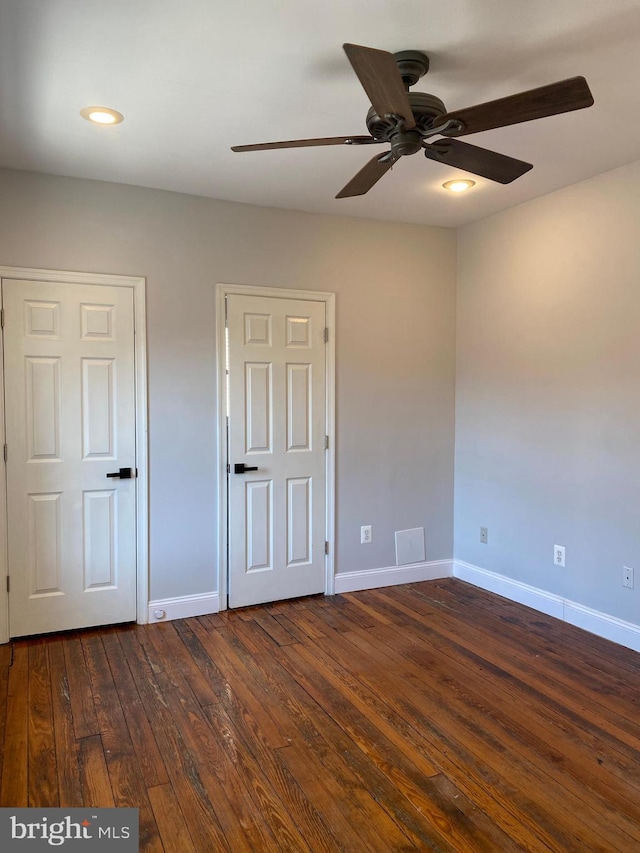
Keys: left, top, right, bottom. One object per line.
{"left": 395, "top": 527, "right": 426, "bottom": 566}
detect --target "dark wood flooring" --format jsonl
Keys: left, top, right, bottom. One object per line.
{"left": 1, "top": 579, "right": 640, "bottom": 851}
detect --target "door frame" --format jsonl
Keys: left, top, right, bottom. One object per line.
{"left": 215, "top": 283, "right": 336, "bottom": 610}
{"left": 0, "top": 266, "right": 149, "bottom": 643}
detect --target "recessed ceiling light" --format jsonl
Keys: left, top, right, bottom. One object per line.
{"left": 80, "top": 106, "right": 124, "bottom": 126}
{"left": 442, "top": 179, "right": 476, "bottom": 193}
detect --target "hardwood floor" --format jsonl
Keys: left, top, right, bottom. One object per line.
{"left": 1, "top": 578, "right": 640, "bottom": 851}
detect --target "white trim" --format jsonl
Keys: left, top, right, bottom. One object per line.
{"left": 563, "top": 601, "right": 640, "bottom": 653}
{"left": 453, "top": 561, "right": 564, "bottom": 618}
{"left": 133, "top": 279, "right": 149, "bottom": 624}
{"left": 215, "top": 283, "right": 336, "bottom": 610}
{"left": 0, "top": 289, "right": 7, "bottom": 646}
{"left": 454, "top": 560, "right": 640, "bottom": 653}
{"left": 215, "top": 285, "right": 228, "bottom": 607}
{"left": 0, "top": 266, "right": 148, "bottom": 642}
{"left": 0, "top": 266, "right": 144, "bottom": 289}
{"left": 324, "top": 292, "right": 336, "bottom": 596}
{"left": 335, "top": 560, "right": 453, "bottom": 594}
{"left": 148, "top": 592, "right": 220, "bottom": 623}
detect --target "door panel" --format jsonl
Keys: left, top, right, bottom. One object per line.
{"left": 287, "top": 477, "right": 311, "bottom": 565}
{"left": 82, "top": 358, "right": 116, "bottom": 458}
{"left": 245, "top": 362, "right": 272, "bottom": 453}
{"left": 227, "top": 293, "right": 326, "bottom": 608}
{"left": 28, "top": 493, "right": 62, "bottom": 595}
{"left": 26, "top": 356, "right": 62, "bottom": 459}
{"left": 83, "top": 490, "right": 117, "bottom": 589}
{"left": 3, "top": 278, "right": 137, "bottom": 637}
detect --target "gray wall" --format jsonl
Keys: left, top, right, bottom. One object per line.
{"left": 0, "top": 167, "right": 457, "bottom": 602}
{"left": 455, "top": 160, "right": 640, "bottom": 622}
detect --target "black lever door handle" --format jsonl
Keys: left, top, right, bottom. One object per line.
{"left": 106, "top": 467, "right": 134, "bottom": 479}
{"left": 234, "top": 463, "right": 259, "bottom": 474}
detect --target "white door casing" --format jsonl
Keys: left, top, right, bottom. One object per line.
{"left": 0, "top": 268, "right": 148, "bottom": 641}
{"left": 218, "top": 285, "right": 335, "bottom": 609}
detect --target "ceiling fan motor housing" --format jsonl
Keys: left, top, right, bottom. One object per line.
{"left": 366, "top": 92, "right": 447, "bottom": 143}
{"left": 393, "top": 50, "right": 430, "bottom": 87}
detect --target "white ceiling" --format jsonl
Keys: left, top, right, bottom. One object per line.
{"left": 1, "top": 0, "right": 639, "bottom": 227}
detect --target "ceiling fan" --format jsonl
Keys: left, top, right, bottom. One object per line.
{"left": 231, "top": 43, "right": 594, "bottom": 198}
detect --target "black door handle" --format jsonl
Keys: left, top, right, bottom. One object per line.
{"left": 234, "top": 463, "right": 259, "bottom": 474}
{"left": 106, "top": 467, "right": 134, "bottom": 479}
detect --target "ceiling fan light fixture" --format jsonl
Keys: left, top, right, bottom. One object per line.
{"left": 80, "top": 106, "right": 124, "bottom": 125}
{"left": 443, "top": 179, "right": 476, "bottom": 193}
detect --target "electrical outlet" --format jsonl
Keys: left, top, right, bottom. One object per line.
{"left": 554, "top": 545, "right": 565, "bottom": 567}
{"left": 623, "top": 566, "right": 634, "bottom": 589}
{"left": 361, "top": 525, "right": 372, "bottom": 545}
{"left": 480, "top": 527, "right": 488, "bottom": 544}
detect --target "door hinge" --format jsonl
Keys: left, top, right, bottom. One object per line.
{"left": 324, "top": 541, "right": 329, "bottom": 555}
{"left": 324, "top": 327, "right": 329, "bottom": 343}
{"left": 324, "top": 435, "right": 329, "bottom": 450}
{"left": 3, "top": 444, "right": 6, "bottom": 463}
{"left": 226, "top": 463, "right": 230, "bottom": 474}
{"left": 6, "top": 576, "right": 9, "bottom": 594}
{"left": 0, "top": 308, "right": 4, "bottom": 328}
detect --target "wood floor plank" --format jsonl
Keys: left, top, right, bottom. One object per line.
{"left": 250, "top": 610, "right": 299, "bottom": 646}
{"left": 142, "top": 624, "right": 280, "bottom": 853}
{"left": 366, "top": 618, "right": 640, "bottom": 848}
{"left": 81, "top": 632, "right": 163, "bottom": 852}
{"left": 436, "top": 578, "right": 640, "bottom": 672}
{"left": 419, "top": 583, "right": 640, "bottom": 719}
{"left": 203, "top": 701, "right": 341, "bottom": 853}
{"left": 48, "top": 640, "right": 83, "bottom": 807}
{"left": 379, "top": 602, "right": 640, "bottom": 806}
{"left": 217, "top": 615, "right": 474, "bottom": 852}
{"left": 0, "top": 643, "right": 29, "bottom": 806}
{"left": 291, "top": 610, "right": 556, "bottom": 852}
{"left": 381, "top": 585, "right": 640, "bottom": 764}
{"left": 100, "top": 629, "right": 169, "bottom": 789}
{"left": 148, "top": 783, "right": 198, "bottom": 853}
{"left": 223, "top": 638, "right": 436, "bottom": 852}
{"left": 78, "top": 734, "right": 115, "bottom": 808}
{"left": 3, "top": 580, "right": 640, "bottom": 852}
{"left": 343, "top": 615, "right": 634, "bottom": 851}
{"left": 373, "top": 584, "right": 640, "bottom": 752}
{"left": 201, "top": 703, "right": 313, "bottom": 853}
{"left": 267, "top": 631, "right": 441, "bottom": 781}
{"left": 0, "top": 652, "right": 10, "bottom": 784}
{"left": 278, "top": 637, "right": 524, "bottom": 853}
{"left": 188, "top": 618, "right": 293, "bottom": 748}
{"left": 117, "top": 629, "right": 232, "bottom": 853}
{"left": 27, "top": 641, "right": 57, "bottom": 806}
{"left": 62, "top": 634, "right": 99, "bottom": 740}
{"left": 276, "top": 742, "right": 418, "bottom": 853}
{"left": 146, "top": 622, "right": 220, "bottom": 707}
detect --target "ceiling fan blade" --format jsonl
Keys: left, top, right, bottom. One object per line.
{"left": 231, "top": 135, "right": 379, "bottom": 152}
{"left": 424, "top": 138, "right": 532, "bottom": 184}
{"left": 439, "top": 76, "right": 594, "bottom": 137}
{"left": 343, "top": 44, "right": 416, "bottom": 129}
{"left": 336, "top": 152, "right": 398, "bottom": 198}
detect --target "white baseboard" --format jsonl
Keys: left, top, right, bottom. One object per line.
{"left": 563, "top": 601, "right": 640, "bottom": 653}
{"left": 146, "top": 563, "right": 640, "bottom": 653}
{"left": 335, "top": 559, "right": 452, "bottom": 594}
{"left": 148, "top": 592, "right": 220, "bottom": 624}
{"left": 454, "top": 560, "right": 564, "bottom": 618}
{"left": 454, "top": 560, "right": 640, "bottom": 653}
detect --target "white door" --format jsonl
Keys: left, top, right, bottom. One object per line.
{"left": 3, "top": 278, "right": 137, "bottom": 637}
{"left": 227, "top": 293, "right": 327, "bottom": 608}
